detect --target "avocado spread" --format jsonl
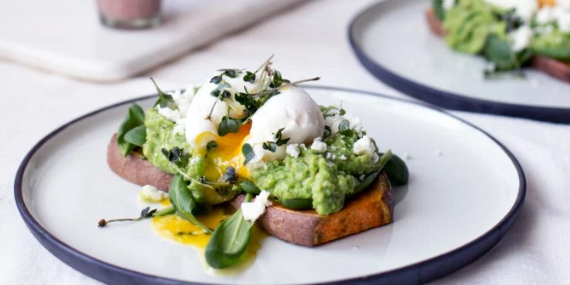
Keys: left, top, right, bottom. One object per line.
{"left": 142, "top": 105, "right": 383, "bottom": 215}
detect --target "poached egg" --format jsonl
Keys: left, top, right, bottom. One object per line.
{"left": 183, "top": 71, "right": 324, "bottom": 182}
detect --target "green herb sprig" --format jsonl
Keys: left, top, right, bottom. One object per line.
{"left": 98, "top": 205, "right": 175, "bottom": 227}
{"left": 262, "top": 128, "right": 290, "bottom": 152}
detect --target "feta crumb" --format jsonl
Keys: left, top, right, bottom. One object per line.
{"left": 286, "top": 144, "right": 300, "bottom": 158}
{"left": 353, "top": 136, "right": 375, "bottom": 156}
{"left": 156, "top": 106, "right": 181, "bottom": 122}
{"left": 326, "top": 152, "right": 332, "bottom": 160}
{"left": 330, "top": 145, "right": 337, "bottom": 150}
{"left": 443, "top": 0, "right": 455, "bottom": 10}
{"left": 343, "top": 112, "right": 363, "bottom": 132}
{"left": 139, "top": 185, "right": 167, "bottom": 202}
{"left": 311, "top": 137, "right": 327, "bottom": 153}
{"left": 173, "top": 118, "right": 186, "bottom": 136}
{"left": 339, "top": 155, "right": 346, "bottom": 160}
{"left": 558, "top": 11, "right": 570, "bottom": 33}
{"left": 536, "top": 6, "right": 555, "bottom": 24}
{"left": 510, "top": 26, "right": 533, "bottom": 52}
{"left": 241, "top": 191, "right": 272, "bottom": 222}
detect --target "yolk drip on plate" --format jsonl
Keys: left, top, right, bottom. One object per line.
{"left": 152, "top": 204, "right": 232, "bottom": 248}
{"left": 195, "top": 123, "right": 252, "bottom": 182}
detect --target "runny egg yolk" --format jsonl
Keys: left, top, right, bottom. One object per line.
{"left": 195, "top": 123, "right": 252, "bottom": 182}
{"left": 538, "top": 0, "right": 555, "bottom": 7}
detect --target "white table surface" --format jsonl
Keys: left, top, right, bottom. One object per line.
{"left": 2, "top": 0, "right": 570, "bottom": 284}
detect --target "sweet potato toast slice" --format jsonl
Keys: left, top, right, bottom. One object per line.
{"left": 425, "top": 8, "right": 570, "bottom": 83}
{"left": 229, "top": 173, "right": 393, "bottom": 247}
{"left": 425, "top": 8, "right": 446, "bottom": 37}
{"left": 532, "top": 56, "right": 570, "bottom": 83}
{"left": 108, "top": 134, "right": 394, "bottom": 247}
{"left": 107, "top": 134, "right": 173, "bottom": 190}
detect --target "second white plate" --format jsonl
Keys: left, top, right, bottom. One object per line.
{"left": 349, "top": 0, "right": 570, "bottom": 123}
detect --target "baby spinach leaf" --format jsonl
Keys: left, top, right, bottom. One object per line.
{"left": 169, "top": 174, "right": 212, "bottom": 234}
{"left": 218, "top": 116, "right": 241, "bottom": 136}
{"left": 150, "top": 78, "right": 175, "bottom": 108}
{"left": 117, "top": 103, "right": 146, "bottom": 156}
{"left": 124, "top": 125, "right": 147, "bottom": 147}
{"left": 433, "top": 0, "right": 445, "bottom": 21}
{"left": 205, "top": 193, "right": 254, "bottom": 269}
{"left": 240, "top": 180, "right": 260, "bottom": 195}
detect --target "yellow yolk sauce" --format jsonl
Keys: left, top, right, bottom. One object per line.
{"left": 538, "top": 0, "right": 555, "bottom": 7}
{"left": 152, "top": 202, "right": 267, "bottom": 274}
{"left": 198, "top": 123, "right": 252, "bottom": 182}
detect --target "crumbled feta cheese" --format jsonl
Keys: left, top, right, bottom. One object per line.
{"left": 510, "top": 26, "right": 533, "bottom": 52}
{"left": 536, "top": 6, "right": 555, "bottom": 24}
{"left": 311, "top": 137, "right": 327, "bottom": 153}
{"left": 173, "top": 118, "right": 186, "bottom": 136}
{"left": 443, "top": 0, "right": 455, "bottom": 10}
{"left": 324, "top": 111, "right": 363, "bottom": 135}
{"left": 353, "top": 136, "right": 375, "bottom": 156}
{"left": 326, "top": 152, "right": 332, "bottom": 160}
{"left": 343, "top": 112, "right": 363, "bottom": 132}
{"left": 139, "top": 185, "right": 167, "bottom": 202}
{"left": 330, "top": 145, "right": 337, "bottom": 150}
{"left": 339, "top": 155, "right": 347, "bottom": 160}
{"left": 156, "top": 106, "right": 181, "bottom": 122}
{"left": 241, "top": 191, "right": 272, "bottom": 222}
{"left": 286, "top": 144, "right": 300, "bottom": 158}
{"left": 558, "top": 11, "right": 570, "bottom": 33}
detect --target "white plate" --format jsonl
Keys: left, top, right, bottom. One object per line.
{"left": 15, "top": 86, "right": 525, "bottom": 285}
{"left": 349, "top": 0, "right": 570, "bottom": 123}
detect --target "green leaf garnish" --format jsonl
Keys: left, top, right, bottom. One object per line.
{"left": 169, "top": 174, "right": 212, "bottom": 234}
{"left": 205, "top": 193, "right": 254, "bottom": 268}
{"left": 124, "top": 125, "right": 147, "bottom": 147}
{"left": 97, "top": 205, "right": 174, "bottom": 227}
{"left": 240, "top": 180, "right": 261, "bottom": 195}
{"left": 206, "top": 141, "right": 218, "bottom": 151}
{"left": 243, "top": 71, "right": 256, "bottom": 83}
{"left": 117, "top": 103, "right": 146, "bottom": 157}
{"left": 224, "top": 166, "right": 237, "bottom": 184}
{"left": 242, "top": 143, "right": 255, "bottom": 165}
{"left": 150, "top": 78, "right": 175, "bottom": 109}
{"left": 262, "top": 142, "right": 277, "bottom": 152}
{"left": 218, "top": 116, "right": 241, "bottom": 136}
{"left": 210, "top": 75, "right": 222, "bottom": 84}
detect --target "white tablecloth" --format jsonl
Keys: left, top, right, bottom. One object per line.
{"left": 2, "top": 0, "right": 569, "bottom": 284}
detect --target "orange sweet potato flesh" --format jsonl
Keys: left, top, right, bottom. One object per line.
{"left": 108, "top": 134, "right": 394, "bottom": 246}
{"left": 230, "top": 173, "right": 393, "bottom": 247}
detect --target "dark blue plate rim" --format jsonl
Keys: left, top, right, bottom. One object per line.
{"left": 348, "top": 0, "right": 570, "bottom": 124}
{"left": 14, "top": 85, "right": 526, "bottom": 285}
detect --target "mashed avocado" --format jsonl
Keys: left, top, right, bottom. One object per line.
{"left": 142, "top": 105, "right": 382, "bottom": 215}
{"left": 143, "top": 108, "right": 238, "bottom": 205}
{"left": 443, "top": 0, "right": 506, "bottom": 54}
{"left": 531, "top": 28, "right": 570, "bottom": 61}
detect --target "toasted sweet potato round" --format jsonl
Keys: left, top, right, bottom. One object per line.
{"left": 107, "top": 134, "right": 173, "bottom": 191}
{"left": 108, "top": 134, "right": 394, "bottom": 246}
{"left": 230, "top": 173, "right": 394, "bottom": 247}
{"left": 532, "top": 56, "right": 570, "bottom": 83}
